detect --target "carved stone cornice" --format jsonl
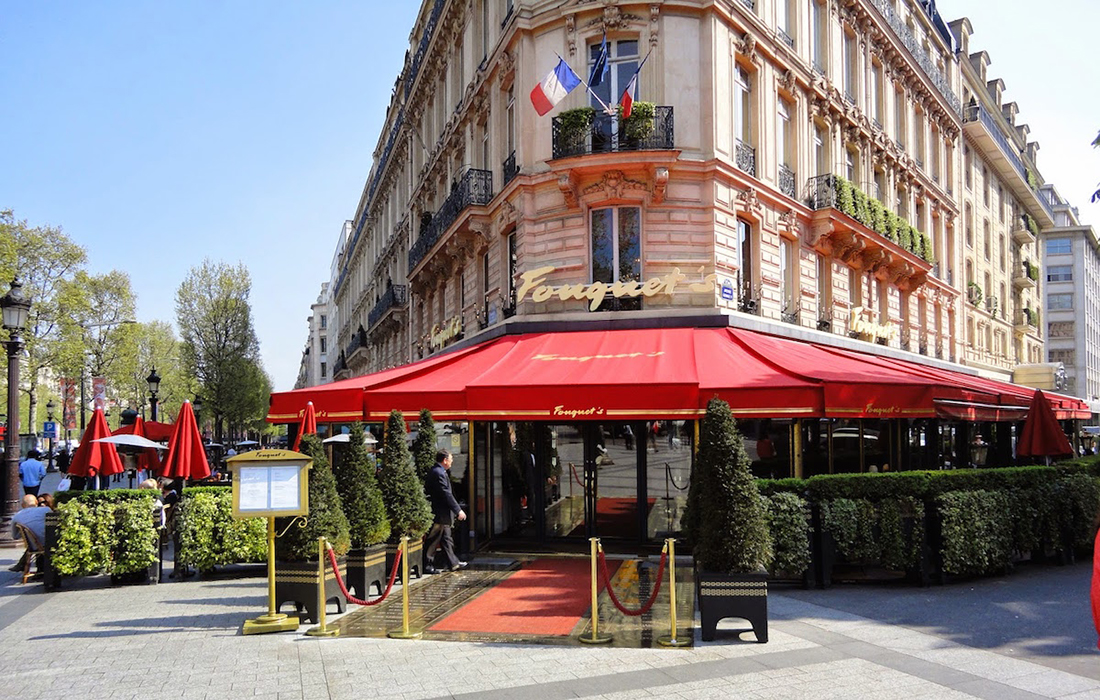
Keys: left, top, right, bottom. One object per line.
{"left": 652, "top": 167, "right": 669, "bottom": 205}
{"left": 736, "top": 186, "right": 763, "bottom": 218}
{"left": 585, "top": 3, "right": 644, "bottom": 32}
{"left": 734, "top": 32, "right": 759, "bottom": 66}
{"left": 583, "top": 170, "right": 648, "bottom": 200}
{"left": 498, "top": 199, "right": 517, "bottom": 227}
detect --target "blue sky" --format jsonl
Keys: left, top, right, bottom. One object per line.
{"left": 2, "top": 1, "right": 1097, "bottom": 392}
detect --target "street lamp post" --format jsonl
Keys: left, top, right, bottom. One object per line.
{"left": 46, "top": 399, "right": 56, "bottom": 472}
{"left": 146, "top": 367, "right": 161, "bottom": 421}
{"left": 1, "top": 278, "right": 32, "bottom": 541}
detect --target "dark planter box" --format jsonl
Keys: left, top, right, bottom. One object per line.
{"left": 346, "top": 543, "right": 388, "bottom": 599}
{"left": 110, "top": 559, "right": 160, "bottom": 586}
{"left": 696, "top": 567, "right": 768, "bottom": 643}
{"left": 274, "top": 557, "right": 347, "bottom": 624}
{"left": 386, "top": 538, "right": 423, "bottom": 582}
{"left": 43, "top": 512, "right": 61, "bottom": 591}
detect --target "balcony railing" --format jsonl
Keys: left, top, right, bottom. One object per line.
{"left": 409, "top": 168, "right": 494, "bottom": 271}
{"left": 867, "top": 0, "right": 960, "bottom": 116}
{"left": 368, "top": 284, "right": 408, "bottom": 329}
{"left": 551, "top": 106, "right": 674, "bottom": 159}
{"left": 778, "top": 28, "right": 794, "bottom": 48}
{"left": 963, "top": 103, "right": 1054, "bottom": 221}
{"left": 344, "top": 326, "right": 367, "bottom": 361}
{"left": 502, "top": 151, "right": 518, "bottom": 186}
{"left": 735, "top": 139, "right": 756, "bottom": 177}
{"left": 778, "top": 163, "right": 796, "bottom": 199}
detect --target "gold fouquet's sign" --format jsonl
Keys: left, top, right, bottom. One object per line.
{"left": 517, "top": 265, "right": 718, "bottom": 312}
{"left": 849, "top": 306, "right": 898, "bottom": 341}
{"left": 430, "top": 316, "right": 463, "bottom": 350}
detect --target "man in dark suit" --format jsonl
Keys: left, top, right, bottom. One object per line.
{"left": 423, "top": 449, "right": 467, "bottom": 574}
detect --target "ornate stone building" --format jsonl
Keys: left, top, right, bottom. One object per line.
{"left": 329, "top": 0, "right": 1055, "bottom": 384}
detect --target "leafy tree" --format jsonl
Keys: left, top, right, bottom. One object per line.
{"left": 274, "top": 434, "right": 350, "bottom": 561}
{"left": 412, "top": 408, "right": 437, "bottom": 483}
{"left": 0, "top": 210, "right": 87, "bottom": 431}
{"left": 175, "top": 259, "right": 267, "bottom": 441}
{"left": 684, "top": 398, "right": 772, "bottom": 574}
{"left": 333, "top": 423, "right": 390, "bottom": 547}
{"left": 378, "top": 410, "right": 432, "bottom": 540}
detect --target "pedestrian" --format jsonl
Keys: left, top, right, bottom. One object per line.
{"left": 423, "top": 449, "right": 467, "bottom": 574}
{"left": 56, "top": 445, "right": 70, "bottom": 474}
{"left": 18, "top": 449, "right": 47, "bottom": 497}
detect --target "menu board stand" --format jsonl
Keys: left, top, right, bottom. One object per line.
{"left": 226, "top": 449, "right": 312, "bottom": 635}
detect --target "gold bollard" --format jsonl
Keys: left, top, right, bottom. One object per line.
{"left": 388, "top": 535, "right": 422, "bottom": 639}
{"left": 657, "top": 537, "right": 690, "bottom": 647}
{"left": 306, "top": 537, "right": 338, "bottom": 637}
{"left": 579, "top": 537, "right": 612, "bottom": 644}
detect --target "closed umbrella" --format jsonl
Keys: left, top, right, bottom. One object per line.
{"left": 68, "top": 408, "right": 125, "bottom": 480}
{"left": 292, "top": 401, "right": 317, "bottom": 451}
{"left": 1017, "top": 389, "right": 1074, "bottom": 461}
{"left": 161, "top": 400, "right": 211, "bottom": 481}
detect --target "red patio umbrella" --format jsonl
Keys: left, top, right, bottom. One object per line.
{"left": 1017, "top": 389, "right": 1073, "bottom": 460}
{"left": 293, "top": 401, "right": 317, "bottom": 451}
{"left": 114, "top": 418, "right": 173, "bottom": 442}
{"left": 68, "top": 408, "right": 125, "bottom": 479}
{"left": 111, "top": 415, "right": 162, "bottom": 474}
{"left": 161, "top": 400, "right": 211, "bottom": 481}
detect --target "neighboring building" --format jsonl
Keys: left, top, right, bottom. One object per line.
{"left": 950, "top": 18, "right": 1051, "bottom": 380}
{"left": 293, "top": 282, "right": 333, "bottom": 390}
{"left": 1040, "top": 184, "right": 1100, "bottom": 407}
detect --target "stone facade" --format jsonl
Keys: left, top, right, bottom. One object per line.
{"left": 329, "top": 0, "right": 1058, "bottom": 383}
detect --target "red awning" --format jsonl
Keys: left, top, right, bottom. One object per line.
{"left": 268, "top": 327, "right": 1092, "bottom": 423}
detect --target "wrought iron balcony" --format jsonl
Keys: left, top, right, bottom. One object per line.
{"left": 735, "top": 139, "right": 756, "bottom": 177}
{"left": 867, "top": 0, "right": 960, "bottom": 115}
{"left": 778, "top": 163, "right": 796, "bottom": 199}
{"left": 778, "top": 29, "right": 794, "bottom": 48}
{"left": 408, "top": 168, "right": 494, "bottom": 271}
{"left": 368, "top": 284, "right": 408, "bottom": 329}
{"left": 551, "top": 106, "right": 674, "bottom": 159}
{"left": 343, "top": 326, "right": 367, "bottom": 363}
{"left": 963, "top": 103, "right": 1054, "bottom": 222}
{"left": 502, "top": 151, "right": 518, "bottom": 187}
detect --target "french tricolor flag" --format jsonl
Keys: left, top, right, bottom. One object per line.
{"left": 530, "top": 58, "right": 581, "bottom": 117}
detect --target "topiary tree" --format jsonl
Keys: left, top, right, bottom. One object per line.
{"left": 275, "top": 434, "right": 351, "bottom": 561}
{"left": 412, "top": 408, "right": 437, "bottom": 483}
{"left": 684, "top": 398, "right": 772, "bottom": 573}
{"left": 378, "top": 410, "right": 432, "bottom": 540}
{"left": 333, "top": 423, "right": 391, "bottom": 548}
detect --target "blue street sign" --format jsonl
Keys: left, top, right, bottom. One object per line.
{"left": 720, "top": 279, "right": 735, "bottom": 301}
{"left": 43, "top": 421, "right": 58, "bottom": 439}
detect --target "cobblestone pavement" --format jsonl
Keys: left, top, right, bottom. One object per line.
{"left": 0, "top": 540, "right": 1096, "bottom": 700}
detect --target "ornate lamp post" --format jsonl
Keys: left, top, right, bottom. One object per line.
{"left": 1, "top": 278, "right": 32, "bottom": 540}
{"left": 45, "top": 399, "right": 56, "bottom": 472}
{"left": 146, "top": 367, "right": 161, "bottom": 421}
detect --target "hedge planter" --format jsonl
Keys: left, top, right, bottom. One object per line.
{"left": 43, "top": 512, "right": 61, "bottom": 591}
{"left": 697, "top": 567, "right": 768, "bottom": 643}
{"left": 387, "top": 539, "right": 423, "bottom": 582}
{"left": 346, "top": 544, "right": 388, "bottom": 599}
{"left": 110, "top": 559, "right": 160, "bottom": 586}
{"left": 274, "top": 558, "right": 348, "bottom": 624}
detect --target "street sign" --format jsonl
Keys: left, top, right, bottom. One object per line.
{"left": 43, "top": 421, "right": 57, "bottom": 439}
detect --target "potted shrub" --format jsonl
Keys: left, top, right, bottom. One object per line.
{"left": 274, "top": 434, "right": 351, "bottom": 624}
{"left": 334, "top": 423, "right": 391, "bottom": 599}
{"left": 684, "top": 398, "right": 772, "bottom": 642}
{"left": 378, "top": 410, "right": 433, "bottom": 580}
{"left": 412, "top": 408, "right": 437, "bottom": 484}
{"left": 618, "top": 100, "right": 656, "bottom": 148}
{"left": 557, "top": 106, "right": 596, "bottom": 155}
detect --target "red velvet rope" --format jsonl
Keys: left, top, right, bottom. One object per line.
{"left": 569, "top": 462, "right": 586, "bottom": 490}
{"left": 597, "top": 549, "right": 668, "bottom": 617}
{"left": 326, "top": 545, "right": 402, "bottom": 606}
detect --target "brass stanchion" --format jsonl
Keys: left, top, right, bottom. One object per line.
{"left": 243, "top": 516, "right": 300, "bottom": 635}
{"left": 657, "top": 537, "right": 690, "bottom": 647}
{"left": 579, "top": 537, "right": 612, "bottom": 644}
{"left": 306, "top": 537, "right": 338, "bottom": 637}
{"left": 387, "top": 535, "right": 422, "bottom": 639}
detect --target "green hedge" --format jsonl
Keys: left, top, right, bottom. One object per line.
{"left": 831, "top": 175, "right": 935, "bottom": 262}
{"left": 764, "top": 492, "right": 811, "bottom": 576}
{"left": 176, "top": 488, "right": 267, "bottom": 572}
{"left": 51, "top": 490, "right": 159, "bottom": 577}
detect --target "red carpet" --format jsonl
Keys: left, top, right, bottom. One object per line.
{"left": 568, "top": 497, "right": 656, "bottom": 539}
{"left": 430, "top": 558, "right": 620, "bottom": 636}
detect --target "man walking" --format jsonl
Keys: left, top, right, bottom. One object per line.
{"left": 423, "top": 449, "right": 466, "bottom": 574}
{"left": 19, "top": 449, "right": 47, "bottom": 496}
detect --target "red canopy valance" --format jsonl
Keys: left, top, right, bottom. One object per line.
{"left": 267, "top": 327, "right": 1091, "bottom": 423}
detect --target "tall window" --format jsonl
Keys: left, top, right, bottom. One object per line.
{"left": 320, "top": 362, "right": 327, "bottom": 379}
{"left": 983, "top": 167, "right": 990, "bottom": 206}
{"left": 480, "top": 119, "right": 491, "bottom": 170}
{"left": 320, "top": 315, "right": 327, "bottom": 330}
{"left": 964, "top": 146, "right": 972, "bottom": 189}
{"left": 983, "top": 220, "right": 990, "bottom": 260}
{"left": 811, "top": 0, "right": 827, "bottom": 72}
{"left": 871, "top": 62, "right": 884, "bottom": 125}
{"left": 844, "top": 148, "right": 856, "bottom": 182}
{"left": 734, "top": 64, "right": 753, "bottom": 147}
{"left": 777, "top": 100, "right": 792, "bottom": 168}
{"left": 817, "top": 255, "right": 831, "bottom": 318}
{"left": 777, "top": 0, "right": 794, "bottom": 45}
{"left": 842, "top": 31, "right": 857, "bottom": 101}
{"left": 738, "top": 218, "right": 754, "bottom": 301}
{"left": 849, "top": 268, "right": 862, "bottom": 307}
{"left": 999, "top": 234, "right": 1006, "bottom": 271}
{"left": 965, "top": 203, "right": 973, "bottom": 247}
{"left": 591, "top": 207, "right": 642, "bottom": 311}
{"left": 506, "top": 87, "right": 515, "bottom": 154}
{"left": 320, "top": 336, "right": 327, "bottom": 353}
{"left": 813, "top": 122, "right": 827, "bottom": 176}
{"left": 589, "top": 39, "right": 639, "bottom": 110}
{"left": 780, "top": 237, "right": 797, "bottom": 313}
{"left": 482, "top": 251, "right": 491, "bottom": 320}
{"left": 506, "top": 231, "right": 517, "bottom": 308}
{"left": 914, "top": 110, "right": 925, "bottom": 167}
{"left": 895, "top": 90, "right": 906, "bottom": 148}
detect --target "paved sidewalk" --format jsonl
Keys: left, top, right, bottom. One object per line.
{"left": 0, "top": 543, "right": 1096, "bottom": 699}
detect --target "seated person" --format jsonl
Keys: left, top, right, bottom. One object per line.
{"left": 8, "top": 495, "right": 50, "bottom": 574}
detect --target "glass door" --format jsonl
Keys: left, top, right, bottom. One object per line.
{"left": 588, "top": 423, "right": 641, "bottom": 541}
